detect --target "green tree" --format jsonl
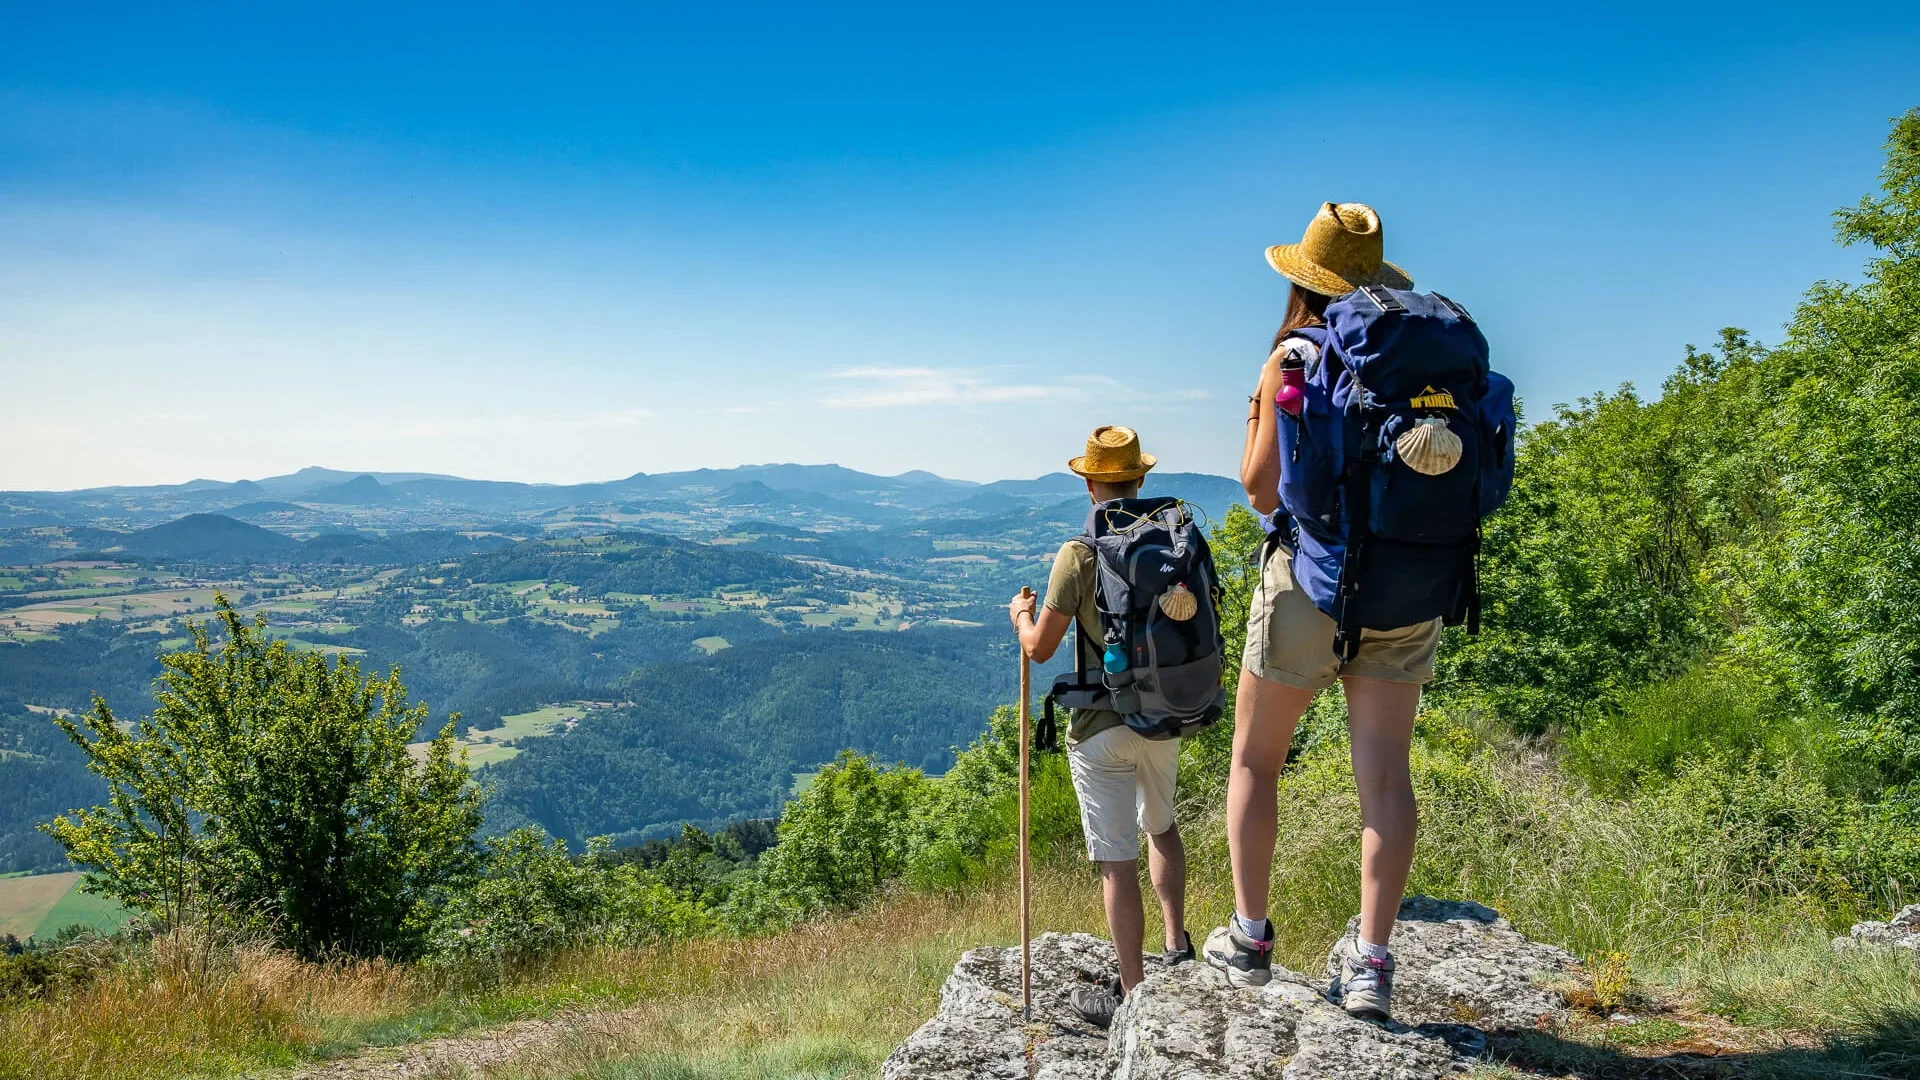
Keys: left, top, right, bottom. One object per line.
{"left": 1433, "top": 374, "right": 1734, "bottom": 732}
{"left": 44, "top": 595, "right": 482, "bottom": 959}
{"left": 425, "top": 827, "right": 708, "bottom": 963}
{"left": 757, "top": 750, "right": 926, "bottom": 910}
{"left": 1730, "top": 108, "right": 1920, "bottom": 790}
{"left": 1427, "top": 108, "right": 1920, "bottom": 814}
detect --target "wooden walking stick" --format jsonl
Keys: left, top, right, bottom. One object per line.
{"left": 1017, "top": 585, "right": 1033, "bottom": 1022}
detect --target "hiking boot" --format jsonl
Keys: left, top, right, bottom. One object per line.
{"left": 1070, "top": 978, "right": 1124, "bottom": 1029}
{"left": 1330, "top": 938, "right": 1394, "bottom": 1021}
{"left": 1203, "top": 923, "right": 1273, "bottom": 988}
{"left": 1161, "top": 927, "right": 1195, "bottom": 966}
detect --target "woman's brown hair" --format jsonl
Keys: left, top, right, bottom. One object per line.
{"left": 1270, "top": 284, "right": 1331, "bottom": 352}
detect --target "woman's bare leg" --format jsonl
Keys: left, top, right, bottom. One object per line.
{"left": 1343, "top": 677, "right": 1421, "bottom": 946}
{"left": 1227, "top": 668, "right": 1315, "bottom": 922}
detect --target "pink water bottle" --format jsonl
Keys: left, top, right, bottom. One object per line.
{"left": 1274, "top": 361, "right": 1306, "bottom": 416}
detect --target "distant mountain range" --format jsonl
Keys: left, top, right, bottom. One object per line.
{"left": 61, "top": 513, "right": 515, "bottom": 565}
{"left": 0, "top": 465, "right": 1247, "bottom": 531}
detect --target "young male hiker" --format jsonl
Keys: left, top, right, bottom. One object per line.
{"left": 1007, "top": 425, "right": 1201, "bottom": 1028}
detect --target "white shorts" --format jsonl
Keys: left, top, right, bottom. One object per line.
{"left": 1065, "top": 725, "right": 1180, "bottom": 863}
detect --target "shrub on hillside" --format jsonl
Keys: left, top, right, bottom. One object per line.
{"left": 1729, "top": 110, "right": 1920, "bottom": 795}
{"left": 0, "top": 950, "right": 72, "bottom": 1003}
{"left": 729, "top": 712, "right": 1083, "bottom": 927}
{"left": 1436, "top": 111, "right": 1920, "bottom": 798}
{"left": 42, "top": 596, "right": 482, "bottom": 960}
{"left": 753, "top": 751, "right": 931, "bottom": 913}
{"left": 941, "top": 704, "right": 1082, "bottom": 860}
{"left": 1563, "top": 664, "right": 1800, "bottom": 796}
{"left": 427, "top": 827, "right": 708, "bottom": 964}
{"left": 0, "top": 928, "right": 119, "bottom": 1003}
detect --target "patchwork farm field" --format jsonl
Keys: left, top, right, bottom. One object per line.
{"left": 0, "top": 561, "right": 384, "bottom": 646}
{"left": 0, "top": 872, "right": 131, "bottom": 942}
{"left": 408, "top": 701, "right": 605, "bottom": 769}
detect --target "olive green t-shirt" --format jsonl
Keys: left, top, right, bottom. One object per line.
{"left": 1044, "top": 540, "right": 1124, "bottom": 745}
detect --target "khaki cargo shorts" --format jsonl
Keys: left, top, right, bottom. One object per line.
{"left": 1242, "top": 539, "right": 1441, "bottom": 693}
{"left": 1065, "top": 725, "right": 1179, "bottom": 863}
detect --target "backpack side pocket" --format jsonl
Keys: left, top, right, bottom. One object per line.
{"left": 1277, "top": 373, "right": 1342, "bottom": 530}
{"left": 1476, "top": 372, "right": 1518, "bottom": 515}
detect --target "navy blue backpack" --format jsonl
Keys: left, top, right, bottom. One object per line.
{"left": 1276, "top": 287, "right": 1516, "bottom": 660}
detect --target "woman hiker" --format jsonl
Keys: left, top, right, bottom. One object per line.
{"left": 1202, "top": 202, "right": 1438, "bottom": 1021}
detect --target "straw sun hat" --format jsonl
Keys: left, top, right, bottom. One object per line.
{"left": 1068, "top": 425, "right": 1157, "bottom": 483}
{"left": 1265, "top": 202, "right": 1414, "bottom": 296}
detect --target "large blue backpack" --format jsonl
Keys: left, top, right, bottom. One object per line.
{"left": 1276, "top": 287, "right": 1516, "bottom": 660}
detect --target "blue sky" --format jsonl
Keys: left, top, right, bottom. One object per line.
{"left": 3, "top": 2, "right": 1916, "bottom": 490}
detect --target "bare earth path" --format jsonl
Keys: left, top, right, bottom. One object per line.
{"left": 271, "top": 1003, "right": 645, "bottom": 1080}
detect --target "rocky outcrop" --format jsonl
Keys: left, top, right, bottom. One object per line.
{"left": 877, "top": 931, "right": 1123, "bottom": 1080}
{"left": 883, "top": 898, "right": 1580, "bottom": 1080}
{"left": 1833, "top": 903, "right": 1920, "bottom": 956}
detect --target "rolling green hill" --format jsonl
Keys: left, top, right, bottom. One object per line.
{"left": 457, "top": 531, "right": 813, "bottom": 596}
{"left": 113, "top": 513, "right": 300, "bottom": 562}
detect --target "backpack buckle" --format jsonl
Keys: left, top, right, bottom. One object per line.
{"left": 1431, "top": 292, "right": 1475, "bottom": 323}
{"left": 1356, "top": 286, "right": 1407, "bottom": 314}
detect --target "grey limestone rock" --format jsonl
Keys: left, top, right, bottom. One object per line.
{"left": 880, "top": 931, "right": 1126, "bottom": 1080}
{"left": 1108, "top": 963, "right": 1468, "bottom": 1080}
{"left": 1833, "top": 903, "right": 1920, "bottom": 955}
{"left": 883, "top": 897, "right": 1579, "bottom": 1080}
{"left": 1323, "top": 896, "right": 1579, "bottom": 1031}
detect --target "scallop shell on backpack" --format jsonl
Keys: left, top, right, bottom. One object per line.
{"left": 1158, "top": 583, "right": 1198, "bottom": 621}
{"left": 1396, "top": 417, "right": 1463, "bottom": 476}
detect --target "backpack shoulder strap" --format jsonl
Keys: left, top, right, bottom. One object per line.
{"left": 1283, "top": 326, "right": 1330, "bottom": 354}
{"left": 1055, "top": 532, "right": 1109, "bottom": 664}
{"left": 1280, "top": 327, "right": 1340, "bottom": 381}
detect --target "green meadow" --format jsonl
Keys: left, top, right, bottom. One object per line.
{"left": 0, "top": 872, "right": 132, "bottom": 942}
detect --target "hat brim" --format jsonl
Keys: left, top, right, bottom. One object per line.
{"left": 1265, "top": 244, "right": 1413, "bottom": 295}
{"left": 1068, "top": 453, "right": 1156, "bottom": 483}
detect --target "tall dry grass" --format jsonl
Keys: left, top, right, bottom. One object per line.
{"left": 0, "top": 860, "right": 1107, "bottom": 1080}
{"left": 0, "top": 927, "right": 422, "bottom": 1080}
{"left": 6, "top": 728, "right": 1914, "bottom": 1080}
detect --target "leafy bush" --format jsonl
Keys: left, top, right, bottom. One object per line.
{"left": 43, "top": 596, "right": 482, "bottom": 960}
{"left": 427, "top": 827, "right": 708, "bottom": 964}
{"left": 941, "top": 704, "right": 1083, "bottom": 861}
{"left": 0, "top": 929, "right": 119, "bottom": 1003}
{"left": 1563, "top": 664, "right": 1799, "bottom": 796}
{"left": 753, "top": 752, "right": 931, "bottom": 914}
{"left": 0, "top": 950, "right": 68, "bottom": 1002}
{"left": 731, "top": 706, "right": 1084, "bottom": 926}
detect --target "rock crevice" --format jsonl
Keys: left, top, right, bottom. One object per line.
{"left": 883, "top": 897, "right": 1579, "bottom": 1080}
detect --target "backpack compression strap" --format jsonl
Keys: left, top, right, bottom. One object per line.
{"left": 1040, "top": 534, "right": 1112, "bottom": 750}
{"left": 1330, "top": 406, "right": 1376, "bottom": 664}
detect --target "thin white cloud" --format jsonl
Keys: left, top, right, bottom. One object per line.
{"left": 820, "top": 366, "right": 1074, "bottom": 409}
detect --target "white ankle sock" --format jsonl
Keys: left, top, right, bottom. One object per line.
{"left": 1233, "top": 912, "right": 1272, "bottom": 941}
{"left": 1357, "top": 936, "right": 1389, "bottom": 960}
